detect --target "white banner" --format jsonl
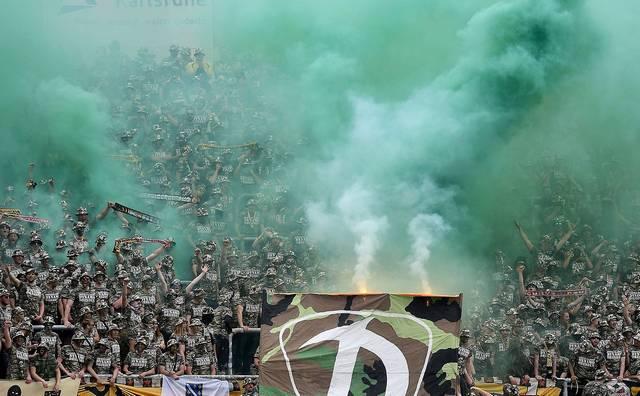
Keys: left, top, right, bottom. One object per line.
{"left": 161, "top": 375, "right": 231, "bottom": 396}
{"left": 46, "top": 0, "right": 214, "bottom": 57}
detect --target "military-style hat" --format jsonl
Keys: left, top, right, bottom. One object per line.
{"left": 80, "top": 306, "right": 93, "bottom": 316}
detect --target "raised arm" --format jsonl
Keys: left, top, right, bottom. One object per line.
{"left": 555, "top": 223, "right": 576, "bottom": 251}
{"left": 145, "top": 243, "right": 167, "bottom": 263}
{"left": 155, "top": 262, "right": 169, "bottom": 293}
{"left": 96, "top": 202, "right": 113, "bottom": 221}
{"left": 515, "top": 221, "right": 535, "bottom": 252}
{"left": 185, "top": 265, "right": 208, "bottom": 294}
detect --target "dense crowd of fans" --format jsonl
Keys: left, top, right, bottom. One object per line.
{"left": 4, "top": 43, "right": 636, "bottom": 396}
{"left": 460, "top": 167, "right": 640, "bottom": 395}
{"left": 0, "top": 44, "right": 328, "bottom": 394}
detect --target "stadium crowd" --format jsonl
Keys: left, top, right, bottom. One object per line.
{"left": 0, "top": 44, "right": 328, "bottom": 394}
{"left": 460, "top": 166, "right": 640, "bottom": 395}
{"left": 3, "top": 43, "right": 635, "bottom": 396}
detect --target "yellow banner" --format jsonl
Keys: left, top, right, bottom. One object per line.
{"left": 0, "top": 377, "right": 79, "bottom": 395}
{"left": 475, "top": 383, "right": 560, "bottom": 396}
{"left": 78, "top": 383, "right": 243, "bottom": 396}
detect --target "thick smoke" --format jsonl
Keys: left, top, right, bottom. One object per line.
{"left": 209, "top": 0, "right": 596, "bottom": 292}
{"left": 5, "top": 0, "right": 640, "bottom": 295}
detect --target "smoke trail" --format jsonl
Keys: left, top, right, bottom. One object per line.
{"left": 336, "top": 186, "right": 388, "bottom": 292}
{"left": 407, "top": 214, "right": 450, "bottom": 293}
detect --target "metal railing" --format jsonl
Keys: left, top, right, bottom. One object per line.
{"left": 228, "top": 327, "right": 260, "bottom": 375}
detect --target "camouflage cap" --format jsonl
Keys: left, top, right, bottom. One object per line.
{"left": 189, "top": 318, "right": 203, "bottom": 327}
{"left": 588, "top": 331, "right": 601, "bottom": 340}
{"left": 80, "top": 306, "right": 93, "bottom": 316}
{"left": 72, "top": 332, "right": 85, "bottom": 341}
{"left": 166, "top": 338, "right": 179, "bottom": 348}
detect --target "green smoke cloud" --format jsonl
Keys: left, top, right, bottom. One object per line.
{"left": 3, "top": 0, "right": 638, "bottom": 295}
{"left": 207, "top": 0, "right": 599, "bottom": 292}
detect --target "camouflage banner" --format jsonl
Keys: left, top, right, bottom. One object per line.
{"left": 260, "top": 293, "right": 462, "bottom": 396}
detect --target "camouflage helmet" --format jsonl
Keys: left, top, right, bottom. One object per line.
{"left": 588, "top": 331, "right": 602, "bottom": 340}
{"left": 203, "top": 240, "right": 217, "bottom": 251}
{"left": 36, "top": 343, "right": 49, "bottom": 351}
{"left": 161, "top": 255, "right": 174, "bottom": 266}
{"left": 97, "top": 338, "right": 110, "bottom": 348}
{"left": 249, "top": 284, "right": 261, "bottom": 295}
{"left": 80, "top": 306, "right": 93, "bottom": 316}
{"left": 265, "top": 266, "right": 277, "bottom": 277}
{"left": 569, "top": 323, "right": 583, "bottom": 336}
{"left": 196, "top": 207, "right": 209, "bottom": 217}
{"left": 72, "top": 332, "right": 85, "bottom": 341}
{"left": 544, "top": 333, "right": 557, "bottom": 345}
{"left": 579, "top": 339, "right": 593, "bottom": 353}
